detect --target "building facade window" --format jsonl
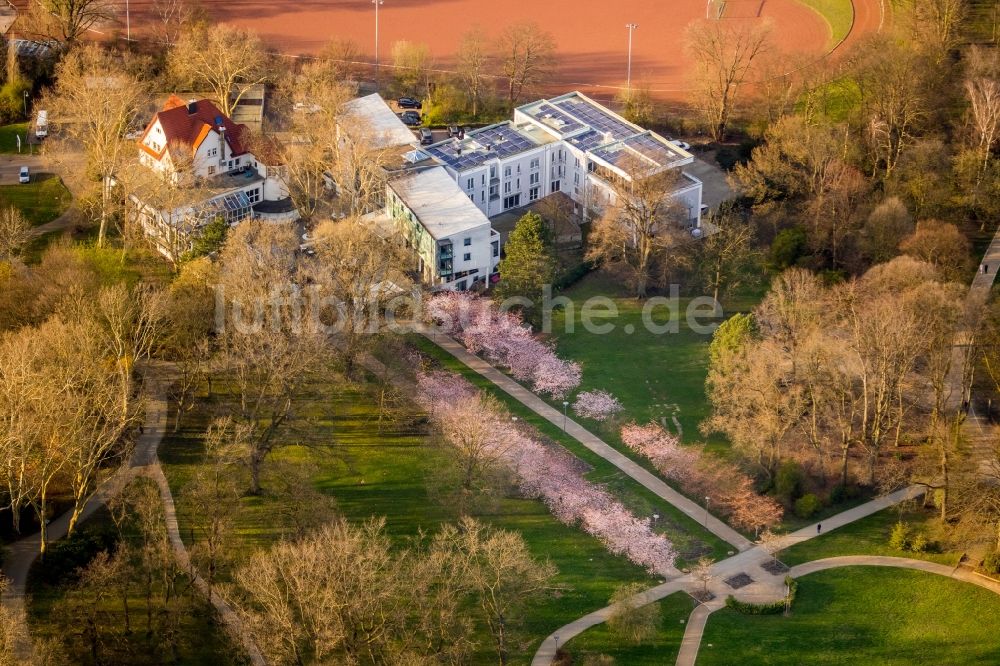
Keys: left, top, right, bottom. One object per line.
{"left": 464, "top": 237, "right": 472, "bottom": 246}
{"left": 530, "top": 172, "right": 539, "bottom": 185}
{"left": 492, "top": 240, "right": 499, "bottom": 257}
{"left": 504, "top": 181, "right": 511, "bottom": 194}
{"left": 551, "top": 180, "right": 560, "bottom": 192}
{"left": 467, "top": 177, "right": 474, "bottom": 190}
{"left": 503, "top": 194, "right": 521, "bottom": 209}
{"left": 504, "top": 166, "right": 511, "bottom": 177}
{"left": 530, "top": 158, "right": 540, "bottom": 169}
{"left": 529, "top": 186, "right": 540, "bottom": 201}
{"left": 463, "top": 252, "right": 471, "bottom": 261}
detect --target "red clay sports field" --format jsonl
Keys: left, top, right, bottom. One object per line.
{"left": 115, "top": 0, "right": 880, "bottom": 99}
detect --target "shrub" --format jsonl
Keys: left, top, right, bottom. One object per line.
{"left": 769, "top": 227, "right": 808, "bottom": 271}
{"left": 982, "top": 551, "right": 1000, "bottom": 575}
{"left": 726, "top": 576, "right": 797, "bottom": 615}
{"left": 889, "top": 521, "right": 910, "bottom": 551}
{"left": 794, "top": 493, "right": 822, "bottom": 519}
{"left": 774, "top": 460, "right": 805, "bottom": 503}
{"left": 910, "top": 533, "right": 929, "bottom": 553}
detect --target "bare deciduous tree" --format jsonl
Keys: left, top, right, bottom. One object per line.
{"left": 169, "top": 24, "right": 269, "bottom": 118}
{"left": 28, "top": 0, "right": 115, "bottom": 44}
{"left": 457, "top": 26, "right": 492, "bottom": 116}
{"left": 497, "top": 22, "right": 556, "bottom": 108}
{"left": 45, "top": 45, "right": 146, "bottom": 247}
{"left": 0, "top": 207, "right": 30, "bottom": 260}
{"left": 216, "top": 221, "right": 327, "bottom": 494}
{"left": 307, "top": 218, "right": 413, "bottom": 376}
{"left": 685, "top": 20, "right": 771, "bottom": 140}
{"left": 586, "top": 163, "right": 690, "bottom": 299}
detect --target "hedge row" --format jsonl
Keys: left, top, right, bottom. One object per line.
{"left": 725, "top": 576, "right": 797, "bottom": 615}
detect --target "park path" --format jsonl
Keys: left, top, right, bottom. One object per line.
{"left": 420, "top": 330, "right": 753, "bottom": 553}
{"left": 531, "top": 484, "right": 922, "bottom": 666}
{"left": 0, "top": 365, "right": 265, "bottom": 666}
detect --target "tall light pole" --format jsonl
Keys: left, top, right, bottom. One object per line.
{"left": 562, "top": 401, "right": 569, "bottom": 431}
{"left": 704, "top": 496, "right": 710, "bottom": 528}
{"left": 373, "top": 0, "right": 384, "bottom": 79}
{"left": 625, "top": 23, "right": 639, "bottom": 95}
{"left": 126, "top": 0, "right": 130, "bottom": 41}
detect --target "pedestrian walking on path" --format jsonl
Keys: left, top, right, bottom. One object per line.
{"left": 817, "top": 523, "right": 822, "bottom": 534}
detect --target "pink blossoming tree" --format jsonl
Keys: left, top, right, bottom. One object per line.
{"left": 572, "top": 390, "right": 624, "bottom": 422}
{"left": 621, "top": 422, "right": 783, "bottom": 533}
{"left": 427, "top": 293, "right": 582, "bottom": 399}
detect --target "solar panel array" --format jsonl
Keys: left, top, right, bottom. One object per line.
{"left": 624, "top": 133, "right": 682, "bottom": 166}
{"left": 531, "top": 103, "right": 586, "bottom": 135}
{"left": 555, "top": 98, "right": 635, "bottom": 141}
{"left": 566, "top": 129, "right": 605, "bottom": 152}
{"left": 426, "top": 124, "right": 537, "bottom": 172}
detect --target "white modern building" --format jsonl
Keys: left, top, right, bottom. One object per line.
{"left": 131, "top": 95, "right": 296, "bottom": 260}
{"left": 425, "top": 91, "right": 704, "bottom": 227}
{"left": 340, "top": 91, "right": 703, "bottom": 291}
{"left": 386, "top": 166, "right": 500, "bottom": 290}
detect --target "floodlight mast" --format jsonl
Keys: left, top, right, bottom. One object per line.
{"left": 625, "top": 23, "right": 639, "bottom": 95}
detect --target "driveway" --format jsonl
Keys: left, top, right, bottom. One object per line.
{"left": 686, "top": 156, "right": 733, "bottom": 211}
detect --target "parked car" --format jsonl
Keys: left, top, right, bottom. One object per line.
{"left": 397, "top": 97, "right": 422, "bottom": 109}
{"left": 669, "top": 138, "right": 691, "bottom": 151}
{"left": 447, "top": 124, "right": 460, "bottom": 138}
{"left": 18, "top": 166, "right": 29, "bottom": 183}
{"left": 420, "top": 128, "right": 434, "bottom": 145}
{"left": 400, "top": 111, "right": 422, "bottom": 126}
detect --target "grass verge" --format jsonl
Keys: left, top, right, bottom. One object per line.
{"left": 699, "top": 567, "right": 1000, "bottom": 664}
{"left": 0, "top": 173, "right": 70, "bottom": 226}
{"left": 780, "top": 505, "right": 963, "bottom": 567}
{"left": 561, "top": 591, "right": 697, "bottom": 664}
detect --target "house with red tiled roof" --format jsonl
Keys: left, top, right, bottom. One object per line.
{"left": 127, "top": 96, "right": 298, "bottom": 262}
{"left": 139, "top": 95, "right": 256, "bottom": 183}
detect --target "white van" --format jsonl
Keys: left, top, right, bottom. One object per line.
{"left": 35, "top": 110, "right": 48, "bottom": 139}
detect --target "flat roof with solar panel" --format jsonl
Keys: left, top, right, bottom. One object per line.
{"left": 516, "top": 92, "right": 693, "bottom": 177}
{"left": 590, "top": 131, "right": 689, "bottom": 173}
{"left": 424, "top": 122, "right": 541, "bottom": 172}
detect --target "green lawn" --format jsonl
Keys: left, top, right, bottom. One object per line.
{"left": 411, "top": 335, "right": 736, "bottom": 565}
{"left": 699, "top": 567, "right": 1000, "bottom": 665}
{"left": 780, "top": 506, "right": 963, "bottom": 567}
{"left": 795, "top": 0, "right": 855, "bottom": 47}
{"left": 160, "top": 371, "right": 661, "bottom": 663}
{"left": 562, "top": 592, "right": 697, "bottom": 664}
{"left": 0, "top": 173, "right": 70, "bottom": 226}
{"left": 0, "top": 123, "right": 29, "bottom": 153}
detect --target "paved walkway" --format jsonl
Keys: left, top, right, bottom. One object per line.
{"left": 0, "top": 366, "right": 265, "bottom": 665}
{"left": 531, "top": 485, "right": 923, "bottom": 666}
{"left": 421, "top": 330, "right": 753, "bottom": 553}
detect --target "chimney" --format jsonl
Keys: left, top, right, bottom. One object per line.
{"left": 186, "top": 100, "right": 197, "bottom": 115}
{"left": 218, "top": 123, "right": 226, "bottom": 164}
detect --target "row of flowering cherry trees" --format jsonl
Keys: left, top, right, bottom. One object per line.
{"left": 621, "top": 422, "right": 783, "bottom": 534}
{"left": 417, "top": 369, "right": 678, "bottom": 575}
{"left": 427, "top": 293, "right": 582, "bottom": 399}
